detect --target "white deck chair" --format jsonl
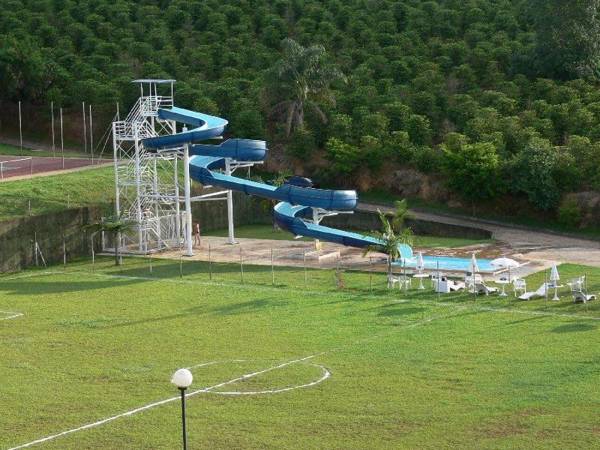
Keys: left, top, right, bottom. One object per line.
{"left": 513, "top": 278, "right": 527, "bottom": 297}
{"left": 388, "top": 274, "right": 401, "bottom": 289}
{"left": 519, "top": 283, "right": 548, "bottom": 301}
{"left": 569, "top": 276, "right": 595, "bottom": 303}
{"left": 388, "top": 274, "right": 411, "bottom": 290}
{"left": 449, "top": 280, "right": 465, "bottom": 291}
{"left": 465, "top": 273, "right": 483, "bottom": 292}
{"left": 572, "top": 291, "right": 596, "bottom": 303}
{"left": 475, "top": 282, "right": 498, "bottom": 295}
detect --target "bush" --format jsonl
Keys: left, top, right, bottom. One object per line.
{"left": 286, "top": 129, "right": 316, "bottom": 158}
{"left": 557, "top": 197, "right": 582, "bottom": 228}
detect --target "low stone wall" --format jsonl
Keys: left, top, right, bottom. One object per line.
{"left": 0, "top": 207, "right": 104, "bottom": 273}
{"left": 0, "top": 193, "right": 271, "bottom": 273}
{"left": 322, "top": 209, "right": 492, "bottom": 240}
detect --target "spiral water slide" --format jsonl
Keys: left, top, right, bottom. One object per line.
{"left": 142, "top": 107, "right": 413, "bottom": 259}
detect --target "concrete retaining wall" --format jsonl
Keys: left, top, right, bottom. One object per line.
{"left": 323, "top": 209, "right": 492, "bottom": 239}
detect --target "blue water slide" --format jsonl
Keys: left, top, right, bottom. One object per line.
{"left": 143, "top": 107, "right": 228, "bottom": 149}
{"left": 141, "top": 107, "right": 413, "bottom": 258}
{"left": 273, "top": 202, "right": 413, "bottom": 259}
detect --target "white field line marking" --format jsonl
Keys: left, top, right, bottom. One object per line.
{"left": 8, "top": 354, "right": 323, "bottom": 450}
{"left": 8, "top": 310, "right": 454, "bottom": 450}
{"left": 210, "top": 363, "right": 331, "bottom": 396}
{"left": 0, "top": 310, "right": 23, "bottom": 321}
{"left": 38, "top": 269, "right": 600, "bottom": 322}
{"left": 0, "top": 271, "right": 56, "bottom": 282}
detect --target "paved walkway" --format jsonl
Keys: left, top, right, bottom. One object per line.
{"left": 358, "top": 203, "right": 600, "bottom": 267}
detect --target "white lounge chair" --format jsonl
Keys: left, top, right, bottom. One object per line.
{"left": 513, "top": 278, "right": 527, "bottom": 297}
{"left": 567, "top": 276, "right": 585, "bottom": 291}
{"left": 475, "top": 282, "right": 498, "bottom": 295}
{"left": 519, "top": 283, "right": 549, "bottom": 301}
{"left": 465, "top": 273, "right": 483, "bottom": 292}
{"left": 434, "top": 277, "right": 464, "bottom": 293}
{"left": 572, "top": 290, "right": 596, "bottom": 303}
{"left": 388, "top": 274, "right": 411, "bottom": 290}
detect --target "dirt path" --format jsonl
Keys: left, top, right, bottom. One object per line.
{"left": 358, "top": 203, "right": 600, "bottom": 267}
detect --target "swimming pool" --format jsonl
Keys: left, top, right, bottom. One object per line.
{"left": 393, "top": 255, "right": 496, "bottom": 273}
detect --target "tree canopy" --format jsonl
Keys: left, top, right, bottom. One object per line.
{"left": 3, "top": 0, "right": 600, "bottom": 215}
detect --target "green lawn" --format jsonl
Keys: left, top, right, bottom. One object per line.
{"left": 207, "top": 224, "right": 493, "bottom": 248}
{"left": 0, "top": 166, "right": 114, "bottom": 221}
{"left": 2, "top": 258, "right": 600, "bottom": 449}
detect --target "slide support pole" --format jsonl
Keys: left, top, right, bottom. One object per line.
{"left": 183, "top": 141, "right": 193, "bottom": 256}
{"left": 225, "top": 158, "right": 236, "bottom": 244}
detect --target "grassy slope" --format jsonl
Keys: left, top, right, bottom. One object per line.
{"left": 0, "top": 166, "right": 114, "bottom": 221}
{"left": 1, "top": 258, "right": 599, "bottom": 449}
{"left": 206, "top": 224, "right": 493, "bottom": 248}
{"left": 361, "top": 190, "right": 600, "bottom": 240}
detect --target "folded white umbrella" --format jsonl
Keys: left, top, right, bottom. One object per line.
{"left": 416, "top": 252, "right": 425, "bottom": 271}
{"left": 490, "top": 257, "right": 520, "bottom": 269}
{"left": 550, "top": 264, "right": 560, "bottom": 282}
{"left": 470, "top": 253, "right": 480, "bottom": 273}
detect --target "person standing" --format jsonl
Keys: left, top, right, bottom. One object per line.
{"left": 193, "top": 223, "right": 201, "bottom": 248}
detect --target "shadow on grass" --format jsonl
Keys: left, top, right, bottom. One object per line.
{"left": 551, "top": 323, "right": 597, "bottom": 333}
{"left": 377, "top": 305, "right": 426, "bottom": 317}
{"left": 210, "top": 298, "right": 289, "bottom": 315}
{"left": 0, "top": 278, "right": 144, "bottom": 296}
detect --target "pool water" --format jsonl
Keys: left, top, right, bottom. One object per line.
{"left": 393, "top": 255, "right": 495, "bottom": 273}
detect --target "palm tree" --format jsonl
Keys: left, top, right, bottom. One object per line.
{"left": 391, "top": 199, "right": 411, "bottom": 232}
{"left": 84, "top": 216, "right": 136, "bottom": 266}
{"left": 270, "top": 38, "right": 345, "bottom": 137}
{"left": 364, "top": 209, "right": 414, "bottom": 281}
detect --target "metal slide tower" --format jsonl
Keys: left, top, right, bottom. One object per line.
{"left": 109, "top": 79, "right": 251, "bottom": 255}
{"left": 111, "top": 79, "right": 182, "bottom": 253}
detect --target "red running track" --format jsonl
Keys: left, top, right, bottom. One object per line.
{"left": 0, "top": 156, "right": 101, "bottom": 179}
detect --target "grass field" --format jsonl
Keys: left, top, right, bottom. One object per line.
{"left": 206, "top": 224, "right": 493, "bottom": 248}
{"left": 2, "top": 257, "right": 600, "bottom": 449}
{"left": 0, "top": 166, "right": 113, "bottom": 221}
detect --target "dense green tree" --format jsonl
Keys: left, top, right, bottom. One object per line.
{"left": 510, "top": 138, "right": 562, "bottom": 210}
{"left": 530, "top": 0, "right": 600, "bottom": 79}
{"left": 443, "top": 141, "right": 501, "bottom": 202}
{"left": 3, "top": 0, "right": 600, "bottom": 219}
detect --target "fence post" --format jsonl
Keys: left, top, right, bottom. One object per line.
{"left": 240, "top": 246, "right": 244, "bottom": 284}
{"left": 51, "top": 101, "right": 56, "bottom": 157}
{"left": 60, "top": 107, "right": 65, "bottom": 169}
{"left": 18, "top": 101, "right": 22, "bottom": 153}
{"left": 303, "top": 249, "right": 307, "bottom": 286}
{"left": 82, "top": 101, "right": 87, "bottom": 154}
{"left": 369, "top": 257, "right": 373, "bottom": 292}
{"left": 34, "top": 232, "right": 39, "bottom": 267}
{"left": 404, "top": 259, "right": 408, "bottom": 294}
{"left": 30, "top": 157, "right": 33, "bottom": 176}
{"left": 208, "top": 243, "right": 212, "bottom": 281}
{"left": 63, "top": 234, "right": 67, "bottom": 270}
{"left": 149, "top": 255, "right": 153, "bottom": 274}
{"left": 179, "top": 255, "right": 183, "bottom": 278}
{"left": 271, "top": 247, "right": 275, "bottom": 286}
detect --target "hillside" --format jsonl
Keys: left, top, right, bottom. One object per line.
{"left": 2, "top": 0, "right": 600, "bottom": 226}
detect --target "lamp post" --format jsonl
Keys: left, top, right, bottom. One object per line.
{"left": 171, "top": 368, "right": 193, "bottom": 450}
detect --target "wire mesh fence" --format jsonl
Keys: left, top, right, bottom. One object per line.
{"left": 36, "top": 235, "right": 404, "bottom": 294}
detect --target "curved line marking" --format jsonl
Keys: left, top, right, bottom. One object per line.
{"left": 7, "top": 354, "right": 325, "bottom": 449}
{"left": 0, "top": 311, "right": 23, "bottom": 321}
{"left": 209, "top": 363, "right": 330, "bottom": 395}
